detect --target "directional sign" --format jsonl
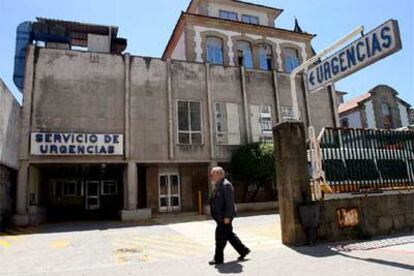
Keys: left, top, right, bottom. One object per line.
{"left": 307, "top": 19, "right": 402, "bottom": 93}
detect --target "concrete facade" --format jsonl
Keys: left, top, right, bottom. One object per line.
{"left": 0, "top": 79, "right": 20, "bottom": 228}
{"left": 13, "top": 0, "right": 337, "bottom": 225}
{"left": 339, "top": 85, "right": 412, "bottom": 129}
{"left": 14, "top": 45, "right": 335, "bottom": 225}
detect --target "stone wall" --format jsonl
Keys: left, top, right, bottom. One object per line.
{"left": 318, "top": 193, "right": 414, "bottom": 242}
{"left": 0, "top": 79, "right": 20, "bottom": 169}
{"left": 0, "top": 164, "right": 17, "bottom": 228}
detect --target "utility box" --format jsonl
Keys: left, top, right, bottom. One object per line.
{"left": 88, "top": 34, "right": 110, "bottom": 53}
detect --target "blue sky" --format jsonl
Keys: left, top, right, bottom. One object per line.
{"left": 0, "top": 0, "right": 413, "bottom": 104}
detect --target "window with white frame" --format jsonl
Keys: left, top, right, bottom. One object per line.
{"left": 281, "top": 106, "right": 295, "bottom": 121}
{"left": 206, "top": 36, "right": 224, "bottom": 65}
{"left": 260, "top": 105, "right": 273, "bottom": 143}
{"left": 101, "top": 180, "right": 117, "bottom": 195}
{"left": 284, "top": 47, "right": 300, "bottom": 73}
{"left": 241, "top": 14, "right": 259, "bottom": 25}
{"left": 177, "top": 101, "right": 202, "bottom": 145}
{"left": 260, "top": 105, "right": 273, "bottom": 136}
{"left": 219, "top": 10, "right": 238, "bottom": 21}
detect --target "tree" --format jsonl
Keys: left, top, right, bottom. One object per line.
{"left": 229, "top": 143, "right": 276, "bottom": 202}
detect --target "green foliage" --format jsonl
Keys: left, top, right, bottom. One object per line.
{"left": 230, "top": 143, "right": 276, "bottom": 184}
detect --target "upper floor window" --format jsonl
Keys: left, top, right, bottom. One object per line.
{"left": 177, "top": 101, "right": 202, "bottom": 145}
{"left": 241, "top": 14, "right": 259, "bottom": 25}
{"left": 259, "top": 44, "right": 273, "bottom": 71}
{"left": 284, "top": 47, "right": 300, "bottom": 73}
{"left": 382, "top": 103, "right": 393, "bottom": 129}
{"left": 206, "top": 37, "right": 224, "bottom": 65}
{"left": 237, "top": 41, "right": 253, "bottom": 69}
{"left": 219, "top": 10, "right": 238, "bottom": 21}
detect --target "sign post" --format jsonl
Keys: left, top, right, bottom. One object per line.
{"left": 306, "top": 19, "right": 402, "bottom": 93}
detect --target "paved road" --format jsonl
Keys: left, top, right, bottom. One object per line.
{"left": 0, "top": 213, "right": 413, "bottom": 275}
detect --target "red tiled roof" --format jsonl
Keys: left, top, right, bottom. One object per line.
{"left": 338, "top": 93, "right": 371, "bottom": 114}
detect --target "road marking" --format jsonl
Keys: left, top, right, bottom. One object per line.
{"left": 0, "top": 239, "right": 11, "bottom": 248}
{"left": 50, "top": 239, "right": 70, "bottom": 249}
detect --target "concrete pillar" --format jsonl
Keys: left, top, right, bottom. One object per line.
{"left": 16, "top": 162, "right": 29, "bottom": 215}
{"left": 272, "top": 70, "right": 281, "bottom": 124}
{"left": 166, "top": 59, "right": 174, "bottom": 160}
{"left": 205, "top": 63, "right": 215, "bottom": 160}
{"left": 120, "top": 162, "right": 151, "bottom": 221}
{"left": 240, "top": 66, "right": 252, "bottom": 143}
{"left": 13, "top": 162, "right": 29, "bottom": 226}
{"left": 127, "top": 162, "right": 138, "bottom": 210}
{"left": 273, "top": 122, "right": 311, "bottom": 246}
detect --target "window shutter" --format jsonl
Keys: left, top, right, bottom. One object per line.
{"left": 226, "top": 103, "right": 241, "bottom": 145}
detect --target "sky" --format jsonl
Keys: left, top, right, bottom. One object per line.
{"left": 0, "top": 0, "right": 413, "bottom": 105}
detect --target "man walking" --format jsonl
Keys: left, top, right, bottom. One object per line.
{"left": 208, "top": 167, "right": 250, "bottom": 265}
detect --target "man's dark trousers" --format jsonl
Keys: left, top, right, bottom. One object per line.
{"left": 214, "top": 220, "right": 249, "bottom": 263}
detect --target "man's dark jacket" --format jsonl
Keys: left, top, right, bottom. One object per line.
{"left": 210, "top": 178, "right": 237, "bottom": 222}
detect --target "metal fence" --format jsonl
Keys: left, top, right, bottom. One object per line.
{"left": 310, "top": 127, "right": 414, "bottom": 196}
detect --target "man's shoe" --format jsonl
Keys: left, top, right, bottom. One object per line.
{"left": 237, "top": 249, "right": 251, "bottom": 261}
{"left": 209, "top": 260, "right": 223, "bottom": 265}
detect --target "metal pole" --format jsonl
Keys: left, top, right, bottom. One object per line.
{"left": 289, "top": 26, "right": 364, "bottom": 122}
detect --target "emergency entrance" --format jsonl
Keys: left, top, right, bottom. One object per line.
{"left": 34, "top": 164, "right": 124, "bottom": 220}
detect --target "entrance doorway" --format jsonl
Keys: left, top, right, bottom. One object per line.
{"left": 85, "top": 181, "right": 100, "bottom": 210}
{"left": 159, "top": 174, "right": 181, "bottom": 212}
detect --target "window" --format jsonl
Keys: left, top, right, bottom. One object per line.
{"left": 237, "top": 41, "right": 253, "bottom": 69}
{"left": 281, "top": 106, "right": 294, "bottom": 121}
{"left": 63, "top": 181, "right": 77, "bottom": 197}
{"left": 382, "top": 103, "right": 393, "bottom": 129}
{"left": 206, "top": 37, "right": 224, "bottom": 65}
{"left": 219, "top": 10, "right": 238, "bottom": 21}
{"left": 341, "top": 118, "right": 350, "bottom": 128}
{"left": 102, "top": 181, "right": 117, "bottom": 195}
{"left": 241, "top": 14, "right": 259, "bottom": 25}
{"left": 259, "top": 44, "right": 273, "bottom": 70}
{"left": 215, "top": 102, "right": 241, "bottom": 145}
{"left": 260, "top": 105, "right": 272, "bottom": 136}
{"left": 177, "top": 101, "right": 202, "bottom": 145}
{"left": 284, "top": 47, "right": 300, "bottom": 73}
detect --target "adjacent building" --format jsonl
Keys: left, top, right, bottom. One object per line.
{"left": 12, "top": 0, "right": 337, "bottom": 226}
{"left": 0, "top": 79, "right": 20, "bottom": 229}
{"left": 338, "top": 85, "right": 412, "bottom": 129}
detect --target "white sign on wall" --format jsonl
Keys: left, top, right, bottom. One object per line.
{"left": 31, "top": 133, "right": 124, "bottom": 156}
{"left": 307, "top": 19, "right": 402, "bottom": 93}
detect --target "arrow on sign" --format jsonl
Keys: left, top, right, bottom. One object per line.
{"left": 308, "top": 71, "right": 315, "bottom": 86}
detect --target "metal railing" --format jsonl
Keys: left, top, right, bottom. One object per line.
{"left": 310, "top": 127, "right": 414, "bottom": 197}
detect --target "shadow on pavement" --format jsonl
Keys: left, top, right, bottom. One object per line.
{"left": 290, "top": 235, "right": 414, "bottom": 271}
{"left": 215, "top": 260, "right": 244, "bottom": 274}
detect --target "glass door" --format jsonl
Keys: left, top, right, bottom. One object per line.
{"left": 158, "top": 174, "right": 181, "bottom": 212}
{"left": 85, "top": 181, "right": 100, "bottom": 210}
